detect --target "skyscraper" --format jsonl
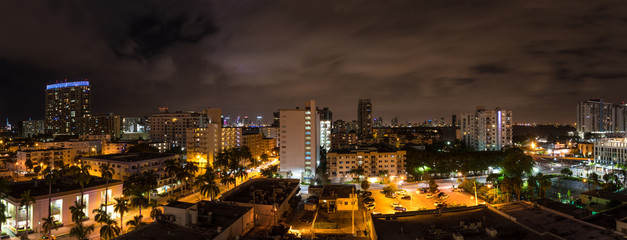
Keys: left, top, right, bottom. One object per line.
{"left": 357, "top": 99, "right": 373, "bottom": 139}
{"left": 279, "top": 100, "right": 319, "bottom": 182}
{"left": 614, "top": 103, "right": 627, "bottom": 132}
{"left": 460, "top": 107, "right": 512, "bottom": 151}
{"left": 318, "top": 107, "right": 332, "bottom": 152}
{"left": 45, "top": 80, "right": 91, "bottom": 135}
{"left": 577, "top": 99, "right": 614, "bottom": 134}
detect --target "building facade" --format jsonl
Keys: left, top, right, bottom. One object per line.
{"left": 357, "top": 99, "right": 373, "bottom": 139}
{"left": 148, "top": 111, "right": 207, "bottom": 150}
{"left": 16, "top": 148, "right": 77, "bottom": 173}
{"left": 460, "top": 107, "right": 513, "bottom": 151}
{"left": 21, "top": 120, "right": 45, "bottom": 137}
{"left": 594, "top": 138, "right": 627, "bottom": 166}
{"left": 83, "top": 152, "right": 177, "bottom": 193}
{"left": 83, "top": 114, "right": 122, "bottom": 139}
{"left": 326, "top": 148, "right": 407, "bottom": 182}
{"left": 279, "top": 100, "right": 319, "bottom": 181}
{"left": 44, "top": 81, "right": 91, "bottom": 135}
{"left": 577, "top": 99, "right": 615, "bottom": 134}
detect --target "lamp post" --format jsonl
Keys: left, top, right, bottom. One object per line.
{"left": 473, "top": 180, "right": 478, "bottom": 206}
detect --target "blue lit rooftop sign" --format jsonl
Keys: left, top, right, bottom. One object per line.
{"left": 46, "top": 81, "right": 90, "bottom": 90}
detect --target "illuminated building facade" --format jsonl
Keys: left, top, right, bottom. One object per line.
{"left": 279, "top": 100, "right": 319, "bottom": 181}
{"left": 21, "top": 119, "right": 45, "bottom": 137}
{"left": 594, "top": 138, "right": 627, "bottom": 166}
{"left": 148, "top": 111, "right": 207, "bottom": 150}
{"left": 44, "top": 81, "right": 91, "bottom": 135}
{"left": 326, "top": 148, "right": 406, "bottom": 182}
{"left": 319, "top": 107, "right": 332, "bottom": 152}
{"left": 83, "top": 114, "right": 122, "bottom": 139}
{"left": 460, "top": 107, "right": 512, "bottom": 151}
{"left": 577, "top": 99, "right": 614, "bottom": 134}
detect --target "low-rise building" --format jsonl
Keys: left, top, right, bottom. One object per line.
{"left": 326, "top": 147, "right": 407, "bottom": 182}
{"left": 103, "top": 142, "right": 133, "bottom": 155}
{"left": 594, "top": 138, "right": 627, "bottom": 166}
{"left": 16, "top": 148, "right": 77, "bottom": 173}
{"left": 316, "top": 184, "right": 358, "bottom": 212}
{"left": 219, "top": 178, "right": 300, "bottom": 226}
{"left": 83, "top": 152, "right": 177, "bottom": 193}
{"left": 116, "top": 201, "right": 254, "bottom": 240}
{"left": 581, "top": 190, "right": 627, "bottom": 206}
{"left": 3, "top": 176, "right": 122, "bottom": 232}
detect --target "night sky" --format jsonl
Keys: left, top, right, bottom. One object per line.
{"left": 1, "top": 0, "right": 626, "bottom": 126}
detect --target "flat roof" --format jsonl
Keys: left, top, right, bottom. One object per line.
{"left": 113, "top": 222, "right": 210, "bottom": 240}
{"left": 7, "top": 176, "right": 120, "bottom": 200}
{"left": 320, "top": 185, "right": 355, "bottom": 200}
{"left": 373, "top": 208, "right": 551, "bottom": 240}
{"left": 498, "top": 202, "right": 622, "bottom": 239}
{"left": 85, "top": 152, "right": 176, "bottom": 162}
{"left": 165, "top": 201, "right": 195, "bottom": 209}
{"left": 193, "top": 201, "right": 252, "bottom": 235}
{"left": 18, "top": 148, "right": 71, "bottom": 152}
{"left": 582, "top": 190, "right": 627, "bottom": 202}
{"left": 220, "top": 178, "right": 299, "bottom": 205}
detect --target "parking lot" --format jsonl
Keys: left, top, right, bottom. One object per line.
{"left": 366, "top": 187, "right": 479, "bottom": 214}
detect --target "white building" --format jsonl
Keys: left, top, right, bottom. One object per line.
{"left": 460, "top": 107, "right": 512, "bottom": 151}
{"left": 577, "top": 99, "right": 614, "bottom": 135}
{"left": 320, "top": 119, "right": 332, "bottom": 152}
{"left": 279, "top": 100, "right": 319, "bottom": 181}
{"left": 594, "top": 138, "right": 627, "bottom": 166}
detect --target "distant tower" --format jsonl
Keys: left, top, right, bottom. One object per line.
{"left": 279, "top": 100, "right": 319, "bottom": 182}
{"left": 45, "top": 80, "right": 91, "bottom": 135}
{"left": 452, "top": 115, "right": 457, "bottom": 127}
{"left": 357, "top": 99, "right": 373, "bottom": 139}
{"left": 318, "top": 107, "right": 332, "bottom": 151}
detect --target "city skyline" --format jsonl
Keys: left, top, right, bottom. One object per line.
{"left": 2, "top": 1, "right": 627, "bottom": 125}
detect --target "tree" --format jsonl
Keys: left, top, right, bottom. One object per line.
{"left": 560, "top": 168, "right": 573, "bottom": 177}
{"left": 537, "top": 173, "right": 552, "bottom": 199}
{"left": 349, "top": 167, "right": 365, "bottom": 181}
{"left": 130, "top": 194, "right": 149, "bottom": 217}
{"left": 100, "top": 218, "right": 121, "bottom": 240}
{"left": 378, "top": 170, "right": 389, "bottom": 183}
{"left": 100, "top": 162, "right": 115, "bottom": 211}
{"left": 24, "top": 159, "right": 33, "bottom": 171}
{"left": 113, "top": 197, "right": 129, "bottom": 234}
{"left": 149, "top": 200, "right": 163, "bottom": 220}
{"left": 196, "top": 168, "right": 221, "bottom": 200}
{"left": 69, "top": 201, "right": 86, "bottom": 223}
{"left": 260, "top": 153, "right": 269, "bottom": 163}
{"left": 43, "top": 166, "right": 58, "bottom": 239}
{"left": 93, "top": 206, "right": 109, "bottom": 226}
{"left": 526, "top": 174, "right": 538, "bottom": 199}
{"left": 590, "top": 172, "right": 600, "bottom": 189}
{"left": 261, "top": 165, "right": 279, "bottom": 178}
{"left": 19, "top": 190, "right": 35, "bottom": 240}
{"left": 126, "top": 215, "right": 146, "bottom": 232}
{"left": 429, "top": 179, "right": 439, "bottom": 193}
{"left": 69, "top": 223, "right": 95, "bottom": 240}
{"left": 220, "top": 175, "right": 237, "bottom": 189}
{"left": 71, "top": 164, "right": 92, "bottom": 208}
{"left": 361, "top": 180, "right": 371, "bottom": 191}
{"left": 41, "top": 216, "right": 58, "bottom": 239}
{"left": 501, "top": 151, "right": 534, "bottom": 201}
{"left": 0, "top": 179, "right": 10, "bottom": 235}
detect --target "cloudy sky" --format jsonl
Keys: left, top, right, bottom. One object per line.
{"left": 1, "top": 0, "right": 626, "bottom": 125}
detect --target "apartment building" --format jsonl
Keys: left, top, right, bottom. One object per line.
{"left": 460, "top": 107, "right": 513, "bottom": 151}
{"left": 16, "top": 148, "right": 77, "bottom": 172}
{"left": 326, "top": 147, "right": 407, "bottom": 182}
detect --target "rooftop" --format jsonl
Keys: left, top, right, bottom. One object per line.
{"left": 535, "top": 199, "right": 592, "bottom": 219}
{"left": 582, "top": 190, "right": 627, "bottom": 202}
{"left": 165, "top": 201, "right": 195, "bottom": 209}
{"left": 113, "top": 222, "right": 210, "bottom": 240}
{"left": 18, "top": 148, "right": 71, "bottom": 153}
{"left": 7, "top": 176, "right": 120, "bottom": 200}
{"left": 497, "top": 202, "right": 623, "bottom": 239}
{"left": 220, "top": 178, "right": 299, "bottom": 205}
{"left": 46, "top": 81, "right": 89, "bottom": 90}
{"left": 373, "top": 207, "right": 551, "bottom": 240}
{"left": 85, "top": 152, "right": 176, "bottom": 162}
{"left": 320, "top": 185, "right": 355, "bottom": 200}
{"left": 584, "top": 204, "right": 627, "bottom": 230}
{"left": 192, "top": 201, "right": 252, "bottom": 235}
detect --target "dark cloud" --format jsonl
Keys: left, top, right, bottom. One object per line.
{"left": 1, "top": 0, "right": 627, "bottom": 126}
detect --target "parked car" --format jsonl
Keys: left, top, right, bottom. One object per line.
{"left": 385, "top": 193, "right": 396, "bottom": 198}
{"left": 401, "top": 195, "right": 412, "bottom": 200}
{"left": 417, "top": 188, "right": 429, "bottom": 194}
{"left": 362, "top": 191, "right": 372, "bottom": 197}
{"left": 452, "top": 187, "right": 463, "bottom": 192}
{"left": 425, "top": 193, "right": 435, "bottom": 199}
{"left": 364, "top": 197, "right": 375, "bottom": 203}
{"left": 440, "top": 194, "right": 449, "bottom": 200}
{"left": 396, "top": 190, "right": 407, "bottom": 196}
{"left": 434, "top": 201, "right": 445, "bottom": 206}
{"left": 365, "top": 203, "right": 375, "bottom": 210}
{"left": 391, "top": 202, "right": 401, "bottom": 208}
{"left": 394, "top": 206, "right": 407, "bottom": 212}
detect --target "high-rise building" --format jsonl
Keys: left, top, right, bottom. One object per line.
{"left": 22, "top": 119, "right": 45, "bottom": 137}
{"left": 83, "top": 114, "right": 122, "bottom": 139}
{"left": 451, "top": 115, "right": 457, "bottom": 127}
{"left": 318, "top": 107, "right": 332, "bottom": 152}
{"left": 279, "top": 100, "right": 319, "bottom": 181}
{"left": 148, "top": 111, "right": 207, "bottom": 150}
{"left": 460, "top": 107, "right": 512, "bottom": 151}
{"left": 357, "top": 99, "right": 373, "bottom": 139}
{"left": 391, "top": 117, "right": 398, "bottom": 127}
{"left": 45, "top": 80, "right": 91, "bottom": 135}
{"left": 122, "top": 117, "right": 147, "bottom": 133}
{"left": 577, "top": 99, "right": 614, "bottom": 134}
{"left": 612, "top": 102, "right": 627, "bottom": 132}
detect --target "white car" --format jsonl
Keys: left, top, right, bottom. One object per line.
{"left": 425, "top": 193, "right": 435, "bottom": 199}
{"left": 391, "top": 202, "right": 402, "bottom": 208}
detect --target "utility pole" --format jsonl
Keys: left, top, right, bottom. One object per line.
{"left": 352, "top": 187, "right": 355, "bottom": 235}
{"left": 474, "top": 180, "right": 478, "bottom": 206}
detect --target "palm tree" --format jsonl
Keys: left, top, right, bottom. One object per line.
{"left": 100, "top": 162, "right": 115, "bottom": 211}
{"left": 69, "top": 223, "right": 95, "bottom": 240}
{"left": 233, "top": 165, "right": 248, "bottom": 184}
{"left": 43, "top": 166, "right": 57, "bottom": 238}
{"left": 220, "top": 175, "right": 237, "bottom": 190}
{"left": 41, "top": 216, "right": 58, "bottom": 239}
{"left": 125, "top": 215, "right": 146, "bottom": 232}
{"left": 100, "top": 218, "right": 121, "bottom": 240}
{"left": 92, "top": 205, "right": 109, "bottom": 226}
{"left": 113, "top": 197, "right": 129, "bottom": 234}
{"left": 19, "top": 190, "right": 35, "bottom": 240}
{"left": 196, "top": 168, "right": 221, "bottom": 200}
{"left": 130, "top": 194, "right": 149, "bottom": 217}
{"left": 148, "top": 200, "right": 163, "bottom": 220}
{"left": 260, "top": 153, "right": 269, "bottom": 164}
{"left": 71, "top": 164, "right": 92, "bottom": 208}
{"left": 0, "top": 179, "right": 11, "bottom": 236}
{"left": 69, "top": 200, "right": 86, "bottom": 223}
{"left": 164, "top": 159, "right": 182, "bottom": 194}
